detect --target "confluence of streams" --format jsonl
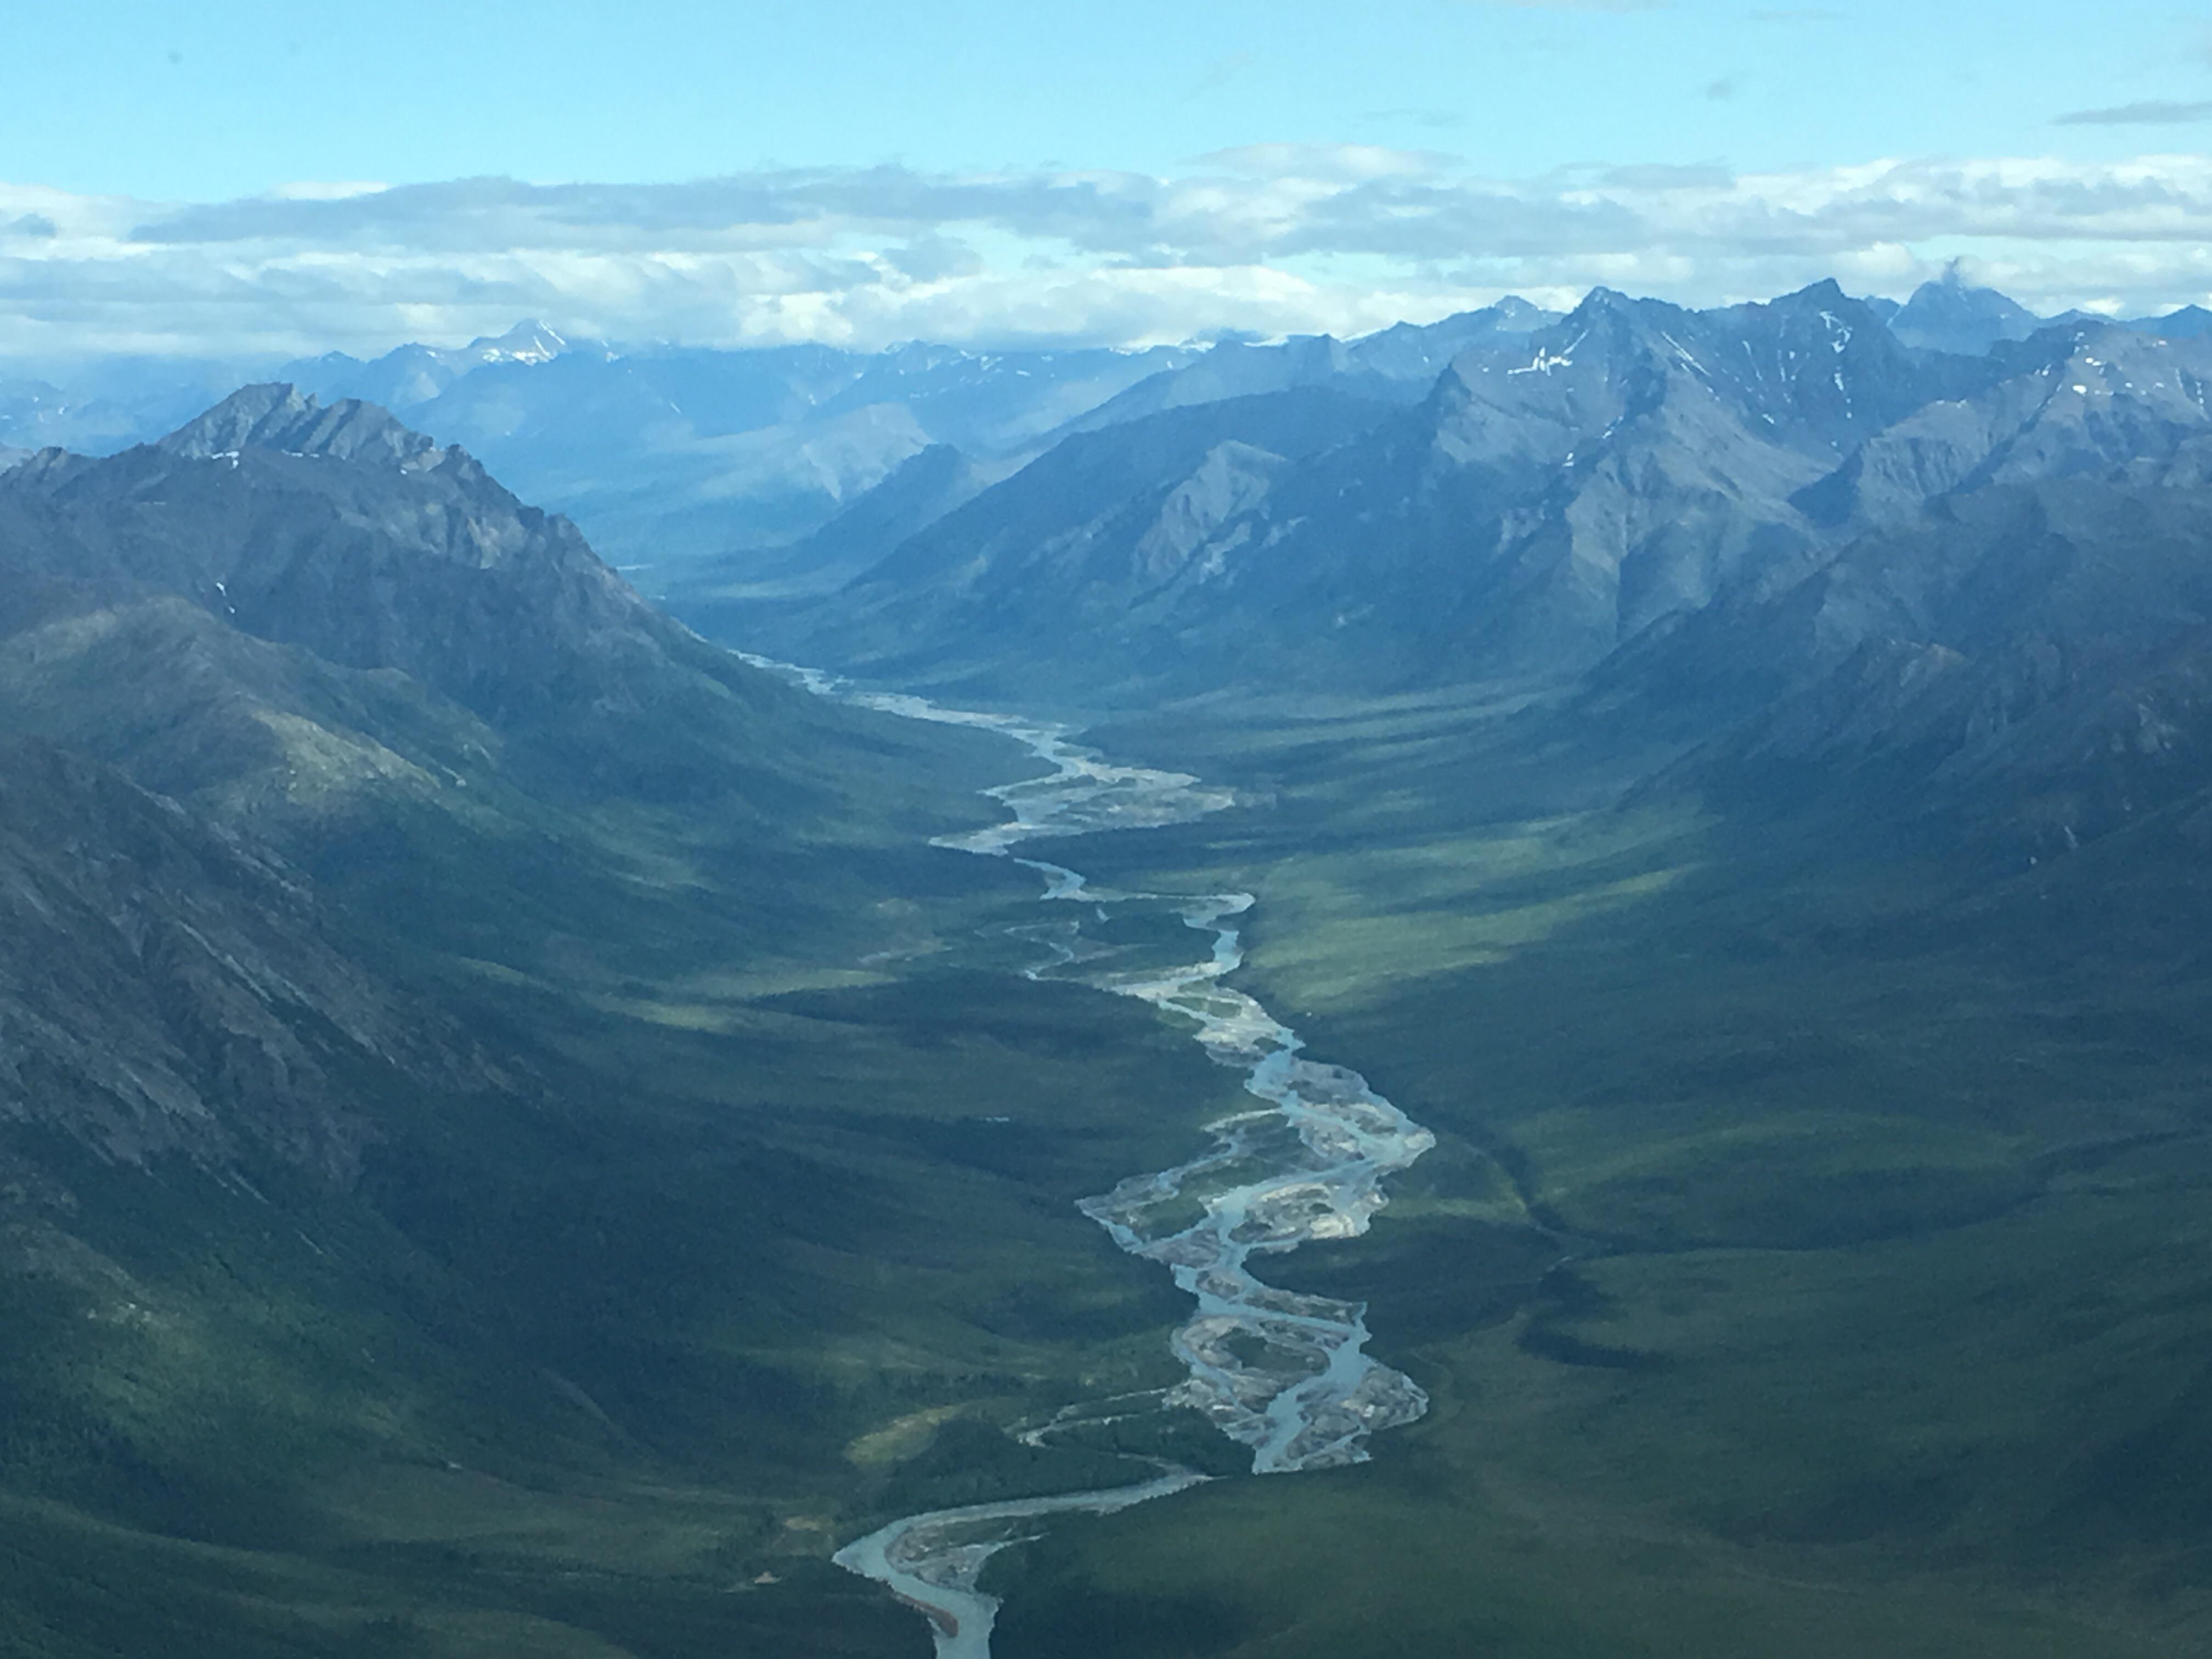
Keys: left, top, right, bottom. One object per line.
{"left": 747, "top": 659, "right": 1435, "bottom": 1659}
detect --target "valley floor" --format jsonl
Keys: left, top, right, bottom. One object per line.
{"left": 15, "top": 675, "right": 2212, "bottom": 1658}
{"left": 956, "top": 685, "right": 2212, "bottom": 1657}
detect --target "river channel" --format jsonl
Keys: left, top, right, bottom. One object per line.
{"left": 744, "top": 658, "right": 1436, "bottom": 1659}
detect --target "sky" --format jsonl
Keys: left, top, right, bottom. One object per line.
{"left": 4, "top": 0, "right": 2212, "bottom": 360}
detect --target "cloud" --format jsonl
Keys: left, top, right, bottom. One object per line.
{"left": 2054, "top": 100, "right": 2212, "bottom": 127}
{"left": 5, "top": 151, "right": 2212, "bottom": 360}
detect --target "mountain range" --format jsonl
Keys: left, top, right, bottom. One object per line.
{"left": 15, "top": 265, "right": 2212, "bottom": 1657}
{"left": 15, "top": 270, "right": 2208, "bottom": 605}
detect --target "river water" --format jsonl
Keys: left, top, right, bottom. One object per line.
{"left": 743, "top": 659, "right": 1435, "bottom": 1659}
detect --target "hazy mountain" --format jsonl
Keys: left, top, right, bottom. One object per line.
{"left": 0, "top": 358, "right": 270, "bottom": 455}
{"left": 751, "top": 385, "right": 1395, "bottom": 686}
{"left": 764, "top": 280, "right": 1978, "bottom": 693}
{"left": 1049, "top": 299, "right": 1560, "bottom": 437}
{"left": 1886, "top": 270, "right": 2050, "bottom": 356}
{"left": 675, "top": 442, "right": 1007, "bottom": 601}
{"left": 285, "top": 320, "right": 569, "bottom": 413}
{"left": 2124, "top": 303, "right": 2212, "bottom": 341}
{"left": 286, "top": 334, "right": 1199, "bottom": 574}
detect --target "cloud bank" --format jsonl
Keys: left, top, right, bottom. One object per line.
{"left": 4, "top": 150, "right": 2211, "bottom": 361}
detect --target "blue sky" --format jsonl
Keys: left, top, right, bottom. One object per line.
{"left": 4, "top": 1, "right": 2211, "bottom": 357}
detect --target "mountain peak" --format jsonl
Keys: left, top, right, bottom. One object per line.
{"left": 1890, "top": 275, "right": 2043, "bottom": 355}
{"left": 1776, "top": 277, "right": 1852, "bottom": 309}
{"left": 2128, "top": 303, "right": 2212, "bottom": 340}
{"left": 467, "top": 321, "right": 567, "bottom": 364}
{"left": 158, "top": 383, "right": 443, "bottom": 469}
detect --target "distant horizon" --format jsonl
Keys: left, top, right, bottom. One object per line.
{"left": 4, "top": 264, "right": 2204, "bottom": 379}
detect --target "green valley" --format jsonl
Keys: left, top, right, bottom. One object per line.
{"left": 966, "top": 686, "right": 2212, "bottom": 1656}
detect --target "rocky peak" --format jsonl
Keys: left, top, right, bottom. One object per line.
{"left": 467, "top": 320, "right": 567, "bottom": 365}
{"left": 159, "top": 383, "right": 445, "bottom": 471}
{"left": 1889, "top": 270, "right": 2045, "bottom": 356}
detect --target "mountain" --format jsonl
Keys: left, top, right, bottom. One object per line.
{"left": 758, "top": 280, "right": 1976, "bottom": 695}
{"left": 0, "top": 737, "right": 501, "bottom": 1181}
{"left": 0, "top": 383, "right": 887, "bottom": 812}
{"left": 1885, "top": 270, "right": 2050, "bottom": 356}
{"left": 286, "top": 320, "right": 569, "bottom": 412}
{"left": 0, "top": 359, "right": 270, "bottom": 455}
{"left": 672, "top": 441, "right": 1006, "bottom": 602}
{"left": 1794, "top": 321, "right": 2212, "bottom": 527}
{"left": 0, "top": 382, "right": 1206, "bottom": 1658}
{"left": 2125, "top": 303, "right": 2212, "bottom": 341}
{"left": 18, "top": 285, "right": 2212, "bottom": 1658}
{"left": 1584, "top": 470, "right": 2212, "bottom": 860}
{"left": 1049, "top": 299, "right": 1559, "bottom": 436}
{"left": 747, "top": 385, "right": 1396, "bottom": 689}
{"left": 287, "top": 336, "right": 1201, "bottom": 574}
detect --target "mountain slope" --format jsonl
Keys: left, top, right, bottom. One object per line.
{"left": 760, "top": 280, "right": 1970, "bottom": 696}
{"left": 0, "top": 384, "right": 946, "bottom": 816}
{"left": 1051, "top": 299, "right": 1558, "bottom": 437}
{"left": 0, "top": 738, "right": 497, "bottom": 1181}
{"left": 0, "top": 382, "right": 1242, "bottom": 1659}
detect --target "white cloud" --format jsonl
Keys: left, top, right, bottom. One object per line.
{"left": 4, "top": 150, "right": 2212, "bottom": 362}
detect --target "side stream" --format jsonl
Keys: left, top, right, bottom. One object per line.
{"left": 746, "top": 659, "right": 1435, "bottom": 1659}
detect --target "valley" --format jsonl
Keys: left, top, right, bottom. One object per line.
{"left": 12, "top": 269, "right": 2212, "bottom": 1656}
{"left": 968, "top": 687, "right": 2212, "bottom": 1656}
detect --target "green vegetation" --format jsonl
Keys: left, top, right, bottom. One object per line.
{"left": 0, "top": 715, "right": 1259, "bottom": 1657}
{"left": 18, "top": 645, "right": 2212, "bottom": 1657}
{"left": 975, "top": 684, "right": 2212, "bottom": 1656}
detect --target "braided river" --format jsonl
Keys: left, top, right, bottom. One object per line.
{"left": 744, "top": 659, "right": 1435, "bottom": 1659}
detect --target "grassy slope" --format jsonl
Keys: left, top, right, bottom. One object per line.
{"left": 974, "top": 687, "right": 2212, "bottom": 1657}
{"left": 0, "top": 707, "right": 1260, "bottom": 1658}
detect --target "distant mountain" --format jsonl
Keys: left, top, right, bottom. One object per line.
{"left": 1796, "top": 322, "right": 2212, "bottom": 527}
{"left": 754, "top": 386, "right": 1395, "bottom": 687}
{"left": 676, "top": 442, "right": 1007, "bottom": 602}
{"left": 0, "top": 358, "right": 270, "bottom": 455}
{"left": 1049, "top": 299, "right": 1560, "bottom": 437}
{"left": 285, "top": 319, "right": 569, "bottom": 411}
{"left": 286, "top": 335, "right": 1201, "bottom": 574}
{"left": 761, "top": 280, "right": 1983, "bottom": 693}
{"left": 1886, "top": 270, "right": 2050, "bottom": 356}
{"left": 2124, "top": 304, "right": 2212, "bottom": 341}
